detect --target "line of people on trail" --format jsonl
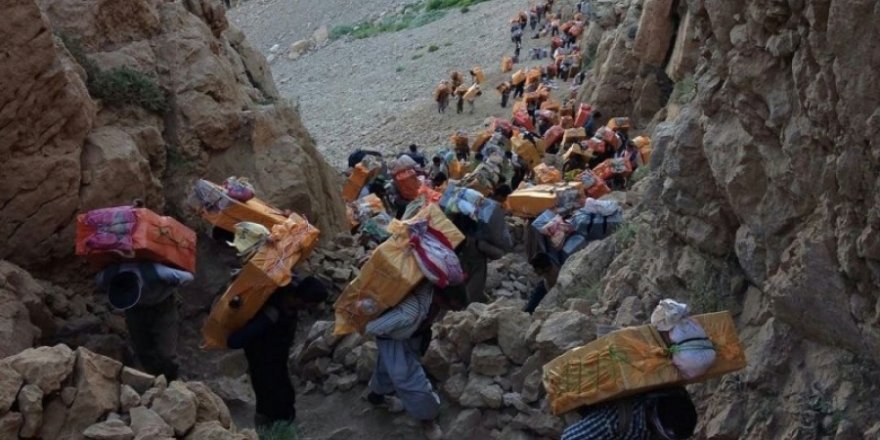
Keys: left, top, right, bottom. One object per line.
{"left": 434, "top": 68, "right": 484, "bottom": 115}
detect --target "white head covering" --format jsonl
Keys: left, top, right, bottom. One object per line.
{"left": 651, "top": 299, "right": 690, "bottom": 332}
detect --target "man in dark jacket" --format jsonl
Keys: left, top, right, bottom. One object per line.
{"left": 401, "top": 144, "right": 427, "bottom": 168}
{"left": 97, "top": 262, "right": 194, "bottom": 380}
{"left": 227, "top": 275, "right": 328, "bottom": 427}
{"left": 523, "top": 253, "right": 560, "bottom": 313}
{"left": 583, "top": 110, "right": 603, "bottom": 138}
{"left": 348, "top": 149, "right": 383, "bottom": 168}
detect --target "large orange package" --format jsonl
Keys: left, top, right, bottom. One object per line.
{"left": 202, "top": 215, "right": 320, "bottom": 348}
{"left": 471, "top": 131, "right": 493, "bottom": 153}
{"left": 511, "top": 69, "right": 526, "bottom": 86}
{"left": 607, "top": 116, "right": 632, "bottom": 131}
{"left": 451, "top": 132, "right": 469, "bottom": 150}
{"left": 76, "top": 207, "right": 197, "bottom": 273}
{"left": 526, "top": 68, "right": 542, "bottom": 86}
{"left": 593, "top": 158, "right": 634, "bottom": 181}
{"left": 534, "top": 164, "right": 562, "bottom": 184}
{"left": 562, "top": 127, "right": 587, "bottom": 146}
{"left": 513, "top": 109, "right": 536, "bottom": 132}
{"left": 540, "top": 100, "right": 561, "bottom": 112}
{"left": 192, "top": 179, "right": 288, "bottom": 233}
{"left": 342, "top": 163, "right": 374, "bottom": 202}
{"left": 501, "top": 56, "right": 514, "bottom": 73}
{"left": 471, "top": 67, "right": 485, "bottom": 84}
{"left": 543, "top": 312, "right": 747, "bottom": 415}
{"left": 394, "top": 169, "right": 421, "bottom": 201}
{"left": 505, "top": 182, "right": 584, "bottom": 218}
{"left": 574, "top": 103, "right": 593, "bottom": 128}
{"left": 633, "top": 136, "right": 652, "bottom": 165}
{"left": 333, "top": 204, "right": 464, "bottom": 336}
{"left": 512, "top": 135, "right": 544, "bottom": 169}
{"left": 544, "top": 125, "right": 565, "bottom": 148}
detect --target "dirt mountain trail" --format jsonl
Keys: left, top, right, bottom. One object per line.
{"left": 230, "top": 0, "right": 580, "bottom": 170}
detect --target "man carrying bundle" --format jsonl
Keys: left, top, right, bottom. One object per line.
{"left": 365, "top": 282, "right": 444, "bottom": 440}
{"left": 227, "top": 275, "right": 328, "bottom": 428}
{"left": 97, "top": 262, "right": 194, "bottom": 380}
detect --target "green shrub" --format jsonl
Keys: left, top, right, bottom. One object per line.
{"left": 613, "top": 222, "right": 638, "bottom": 250}
{"left": 257, "top": 421, "right": 299, "bottom": 440}
{"left": 90, "top": 67, "right": 169, "bottom": 113}
{"left": 330, "top": 24, "right": 355, "bottom": 39}
{"left": 60, "top": 35, "right": 167, "bottom": 113}
{"left": 671, "top": 76, "right": 696, "bottom": 104}
{"left": 426, "top": 0, "right": 489, "bottom": 11}
{"left": 461, "top": 6, "right": 470, "bottom": 12}
{"left": 396, "top": 66, "right": 405, "bottom": 72}
{"left": 428, "top": 44, "right": 439, "bottom": 52}
{"left": 412, "top": 53, "right": 423, "bottom": 60}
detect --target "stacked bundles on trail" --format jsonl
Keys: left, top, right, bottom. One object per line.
{"left": 543, "top": 311, "right": 747, "bottom": 415}
{"left": 343, "top": 156, "right": 382, "bottom": 202}
{"left": 76, "top": 206, "right": 197, "bottom": 273}
{"left": 202, "top": 214, "right": 320, "bottom": 348}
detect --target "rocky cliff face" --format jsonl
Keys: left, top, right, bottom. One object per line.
{"left": 1, "top": 0, "right": 346, "bottom": 271}
{"left": 557, "top": 0, "right": 880, "bottom": 438}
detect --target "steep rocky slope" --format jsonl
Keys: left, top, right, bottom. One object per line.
{"left": 1, "top": 0, "right": 346, "bottom": 273}
{"left": 545, "top": 0, "right": 880, "bottom": 438}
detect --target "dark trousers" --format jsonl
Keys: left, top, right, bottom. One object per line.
{"left": 125, "top": 295, "right": 179, "bottom": 380}
{"left": 456, "top": 97, "right": 464, "bottom": 114}
{"left": 524, "top": 281, "right": 549, "bottom": 314}
{"left": 501, "top": 93, "right": 510, "bottom": 108}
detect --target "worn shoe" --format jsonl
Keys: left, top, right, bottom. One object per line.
{"left": 365, "top": 391, "right": 405, "bottom": 413}
{"left": 422, "top": 421, "right": 444, "bottom": 440}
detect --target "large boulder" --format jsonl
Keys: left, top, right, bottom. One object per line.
{"left": 459, "top": 374, "right": 504, "bottom": 409}
{"left": 150, "top": 381, "right": 198, "bottom": 436}
{"left": 130, "top": 406, "right": 174, "bottom": 438}
{"left": 184, "top": 382, "right": 231, "bottom": 429}
{"left": 0, "top": 0, "right": 96, "bottom": 267}
{"left": 0, "top": 363, "right": 23, "bottom": 414}
{"left": 3, "top": 344, "right": 76, "bottom": 395}
{"left": 56, "top": 347, "right": 123, "bottom": 439}
{"left": 469, "top": 344, "right": 509, "bottom": 377}
{"left": 0, "top": 412, "right": 23, "bottom": 439}
{"left": 535, "top": 311, "right": 594, "bottom": 358}
{"left": 18, "top": 384, "right": 43, "bottom": 438}
{"left": 83, "top": 419, "right": 135, "bottom": 440}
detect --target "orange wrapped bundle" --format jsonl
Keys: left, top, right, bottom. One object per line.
{"left": 607, "top": 116, "right": 632, "bottom": 131}
{"left": 76, "top": 207, "right": 197, "bottom": 273}
{"left": 577, "top": 170, "right": 612, "bottom": 199}
{"left": 333, "top": 204, "right": 464, "bottom": 335}
{"left": 471, "top": 131, "right": 493, "bottom": 153}
{"left": 342, "top": 163, "right": 374, "bottom": 202}
{"left": 633, "top": 136, "right": 652, "bottom": 165}
{"left": 450, "top": 132, "right": 469, "bottom": 151}
{"left": 346, "top": 205, "right": 359, "bottom": 230}
{"left": 541, "top": 99, "right": 561, "bottom": 112}
{"left": 202, "top": 215, "right": 320, "bottom": 348}
{"left": 501, "top": 56, "right": 514, "bottom": 73}
{"left": 593, "top": 158, "right": 633, "bottom": 181}
{"left": 512, "top": 135, "right": 544, "bottom": 169}
{"left": 511, "top": 69, "right": 526, "bottom": 85}
{"left": 574, "top": 103, "right": 593, "bottom": 127}
{"left": 545, "top": 62, "right": 558, "bottom": 79}
{"left": 562, "top": 127, "right": 587, "bottom": 145}
{"left": 394, "top": 169, "right": 421, "bottom": 201}
{"left": 513, "top": 109, "right": 536, "bottom": 132}
{"left": 471, "top": 67, "right": 485, "bottom": 84}
{"left": 560, "top": 116, "right": 575, "bottom": 129}
{"left": 560, "top": 105, "right": 574, "bottom": 118}
{"left": 505, "top": 182, "right": 584, "bottom": 218}
{"left": 192, "top": 180, "right": 288, "bottom": 233}
{"left": 526, "top": 68, "right": 542, "bottom": 86}
{"left": 534, "top": 164, "right": 562, "bottom": 184}
{"left": 545, "top": 124, "right": 565, "bottom": 145}
{"left": 543, "top": 312, "right": 747, "bottom": 415}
